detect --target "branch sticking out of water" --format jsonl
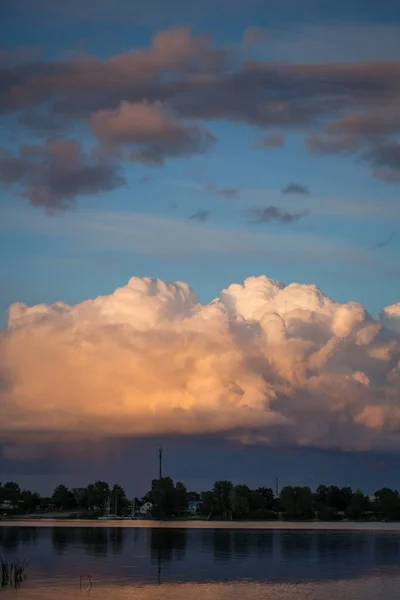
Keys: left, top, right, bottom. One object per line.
{"left": 0, "top": 557, "right": 28, "bottom": 588}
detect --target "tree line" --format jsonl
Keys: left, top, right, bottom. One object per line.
{"left": 3, "top": 478, "right": 400, "bottom": 521}
{"left": 0, "top": 480, "right": 130, "bottom": 517}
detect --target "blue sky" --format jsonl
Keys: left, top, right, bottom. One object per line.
{"left": 1, "top": 1, "right": 400, "bottom": 323}
{"left": 1, "top": 0, "right": 400, "bottom": 492}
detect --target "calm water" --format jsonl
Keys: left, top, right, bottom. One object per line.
{"left": 1, "top": 521, "right": 400, "bottom": 599}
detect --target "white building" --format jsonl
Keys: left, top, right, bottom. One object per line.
{"left": 139, "top": 502, "right": 153, "bottom": 515}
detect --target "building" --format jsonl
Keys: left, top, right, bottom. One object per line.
{"left": 139, "top": 502, "right": 153, "bottom": 516}
{"left": 187, "top": 500, "right": 203, "bottom": 514}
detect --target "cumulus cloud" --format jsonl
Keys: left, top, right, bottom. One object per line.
{"left": 0, "top": 138, "right": 124, "bottom": 209}
{"left": 248, "top": 206, "right": 307, "bottom": 224}
{"left": 2, "top": 274, "right": 400, "bottom": 457}
{"left": 90, "top": 100, "right": 215, "bottom": 164}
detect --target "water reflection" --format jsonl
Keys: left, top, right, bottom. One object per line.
{"left": 1, "top": 525, "right": 400, "bottom": 586}
{"left": 0, "top": 526, "right": 37, "bottom": 549}
{"left": 51, "top": 527, "right": 126, "bottom": 557}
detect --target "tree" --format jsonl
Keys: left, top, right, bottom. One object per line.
{"left": 200, "top": 491, "right": 216, "bottom": 515}
{"left": 151, "top": 477, "right": 177, "bottom": 516}
{"left": 280, "top": 486, "right": 314, "bottom": 519}
{"left": 86, "top": 481, "right": 110, "bottom": 510}
{"left": 51, "top": 484, "right": 76, "bottom": 510}
{"left": 20, "top": 490, "right": 40, "bottom": 512}
{"left": 111, "top": 484, "right": 127, "bottom": 515}
{"left": 314, "top": 485, "right": 328, "bottom": 511}
{"left": 346, "top": 490, "right": 370, "bottom": 520}
{"left": 72, "top": 487, "right": 89, "bottom": 509}
{"left": 374, "top": 488, "right": 400, "bottom": 521}
{"left": 174, "top": 482, "right": 188, "bottom": 513}
{"left": 255, "top": 487, "right": 275, "bottom": 510}
{"left": 1, "top": 482, "right": 21, "bottom": 506}
{"left": 212, "top": 481, "right": 233, "bottom": 516}
{"left": 230, "top": 485, "right": 251, "bottom": 518}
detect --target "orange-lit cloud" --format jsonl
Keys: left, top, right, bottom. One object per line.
{"left": 1, "top": 275, "right": 400, "bottom": 456}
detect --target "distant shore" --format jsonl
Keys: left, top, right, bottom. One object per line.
{"left": 3, "top": 519, "right": 400, "bottom": 532}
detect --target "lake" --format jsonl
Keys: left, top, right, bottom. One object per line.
{"left": 1, "top": 521, "right": 400, "bottom": 599}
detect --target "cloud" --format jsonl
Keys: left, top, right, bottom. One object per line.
{"left": 206, "top": 182, "right": 240, "bottom": 200}
{"left": 0, "top": 138, "right": 125, "bottom": 209}
{"left": 2, "top": 274, "right": 400, "bottom": 457}
{"left": 368, "top": 141, "right": 400, "bottom": 182}
{"left": 248, "top": 205, "right": 307, "bottom": 224}
{"left": 1, "top": 205, "right": 372, "bottom": 263}
{"left": 90, "top": 101, "right": 215, "bottom": 164}
{"left": 2, "top": 26, "right": 400, "bottom": 187}
{"left": 255, "top": 132, "right": 284, "bottom": 148}
{"left": 282, "top": 182, "right": 310, "bottom": 195}
{"left": 188, "top": 210, "right": 211, "bottom": 222}
{"left": 306, "top": 133, "right": 359, "bottom": 155}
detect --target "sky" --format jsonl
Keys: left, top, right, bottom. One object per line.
{"left": 1, "top": 0, "right": 400, "bottom": 496}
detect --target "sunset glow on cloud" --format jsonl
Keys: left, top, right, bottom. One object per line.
{"left": 2, "top": 275, "right": 400, "bottom": 456}
{"left": 2, "top": 0, "right": 400, "bottom": 491}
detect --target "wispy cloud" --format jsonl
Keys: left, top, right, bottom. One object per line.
{"left": 254, "top": 132, "right": 284, "bottom": 149}
{"left": 206, "top": 181, "right": 240, "bottom": 200}
{"left": 282, "top": 182, "right": 310, "bottom": 195}
{"left": 1, "top": 204, "right": 370, "bottom": 265}
{"left": 248, "top": 205, "right": 308, "bottom": 224}
{"left": 376, "top": 232, "right": 397, "bottom": 249}
{"left": 188, "top": 209, "right": 211, "bottom": 222}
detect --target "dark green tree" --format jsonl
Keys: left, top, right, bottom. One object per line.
{"left": 111, "top": 484, "right": 128, "bottom": 515}
{"left": 86, "top": 481, "right": 110, "bottom": 510}
{"left": 72, "top": 487, "right": 89, "bottom": 509}
{"left": 20, "top": 489, "right": 40, "bottom": 512}
{"left": 346, "top": 490, "right": 370, "bottom": 520}
{"left": 51, "top": 484, "right": 76, "bottom": 510}
{"left": 280, "top": 486, "right": 314, "bottom": 519}
{"left": 174, "top": 481, "right": 188, "bottom": 513}
{"left": 212, "top": 481, "right": 233, "bottom": 516}
{"left": 230, "top": 485, "right": 251, "bottom": 518}
{"left": 374, "top": 488, "right": 400, "bottom": 520}
{"left": 151, "top": 477, "right": 177, "bottom": 516}
{"left": 1, "top": 482, "right": 21, "bottom": 505}
{"left": 200, "top": 490, "right": 216, "bottom": 515}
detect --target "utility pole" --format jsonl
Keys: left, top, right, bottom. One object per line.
{"left": 275, "top": 477, "right": 279, "bottom": 496}
{"left": 158, "top": 446, "right": 163, "bottom": 479}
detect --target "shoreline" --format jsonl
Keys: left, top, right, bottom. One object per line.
{"left": 2, "top": 519, "right": 400, "bottom": 531}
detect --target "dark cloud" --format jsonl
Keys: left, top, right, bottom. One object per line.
{"left": 248, "top": 205, "right": 308, "bottom": 224}
{"left": 206, "top": 182, "right": 240, "bottom": 200}
{"left": 18, "top": 109, "right": 69, "bottom": 135}
{"left": 0, "top": 138, "right": 125, "bottom": 209}
{"left": 368, "top": 140, "right": 400, "bottom": 182}
{"left": 376, "top": 232, "right": 396, "bottom": 249}
{"left": 2, "top": 27, "right": 400, "bottom": 185}
{"left": 282, "top": 182, "right": 310, "bottom": 195}
{"left": 188, "top": 209, "right": 211, "bottom": 222}
{"left": 91, "top": 100, "right": 216, "bottom": 165}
